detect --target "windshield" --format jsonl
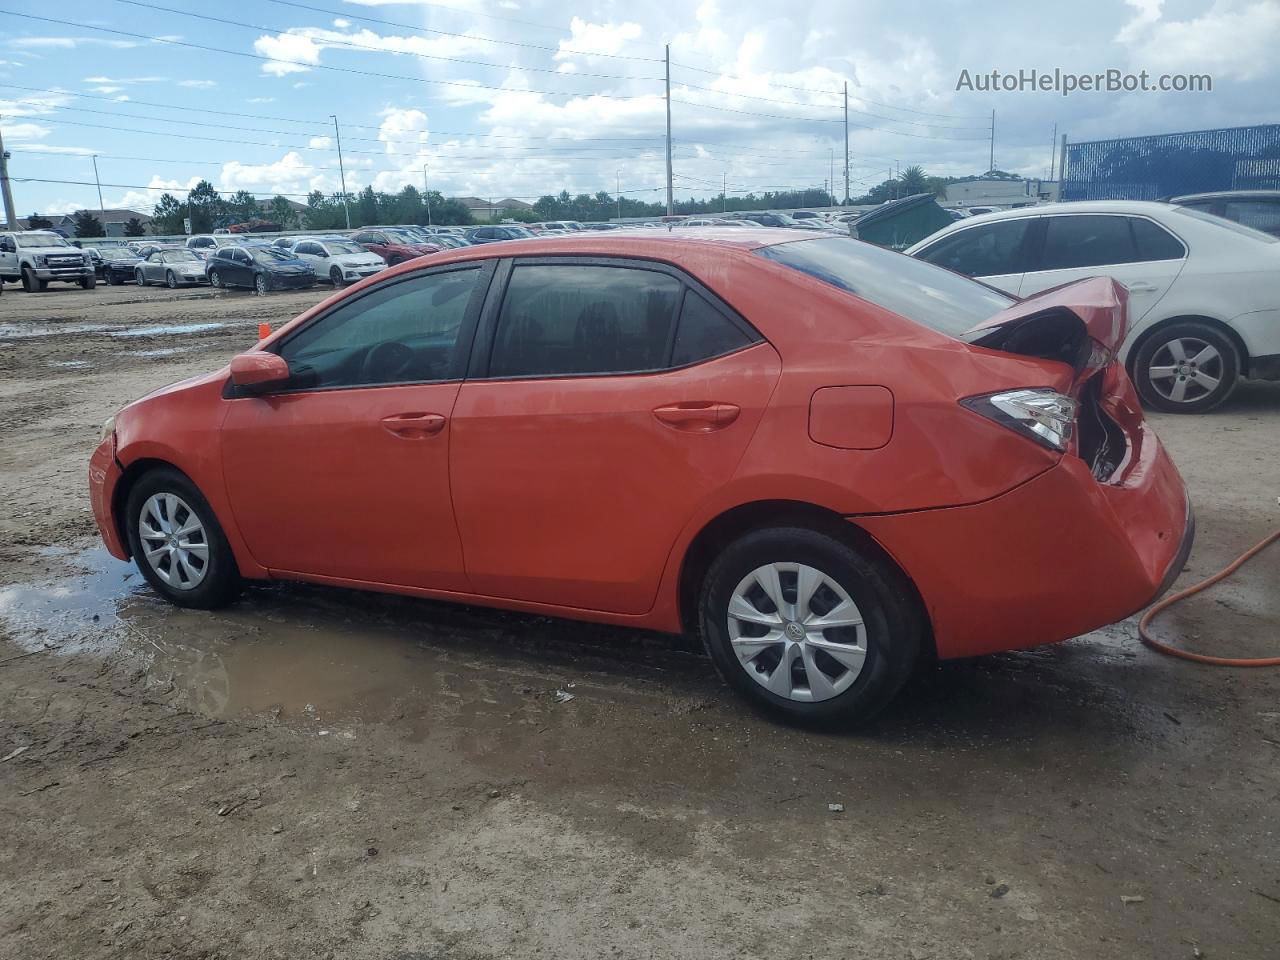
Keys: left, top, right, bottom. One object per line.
{"left": 16, "top": 232, "right": 71, "bottom": 248}
{"left": 384, "top": 230, "right": 418, "bottom": 244}
{"left": 253, "top": 248, "right": 295, "bottom": 263}
{"left": 757, "top": 236, "right": 1015, "bottom": 337}
{"left": 323, "top": 242, "right": 365, "bottom": 256}
{"left": 163, "top": 250, "right": 200, "bottom": 263}
{"left": 1173, "top": 205, "right": 1279, "bottom": 243}
{"left": 505, "top": 226, "right": 535, "bottom": 238}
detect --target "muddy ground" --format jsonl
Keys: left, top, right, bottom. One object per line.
{"left": 1, "top": 282, "right": 1278, "bottom": 960}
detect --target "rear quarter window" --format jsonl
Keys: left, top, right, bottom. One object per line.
{"left": 757, "top": 236, "right": 1014, "bottom": 337}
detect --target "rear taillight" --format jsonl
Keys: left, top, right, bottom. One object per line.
{"left": 961, "top": 388, "right": 1077, "bottom": 452}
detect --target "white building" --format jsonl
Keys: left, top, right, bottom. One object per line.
{"left": 944, "top": 178, "right": 1059, "bottom": 210}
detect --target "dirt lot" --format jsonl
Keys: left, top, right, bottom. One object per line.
{"left": 2, "top": 282, "right": 1278, "bottom": 960}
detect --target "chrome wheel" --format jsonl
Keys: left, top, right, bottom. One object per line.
{"left": 138, "top": 493, "right": 209, "bottom": 590}
{"left": 727, "top": 562, "right": 867, "bottom": 702}
{"left": 255, "top": 274, "right": 268, "bottom": 295}
{"left": 1147, "top": 336, "right": 1224, "bottom": 405}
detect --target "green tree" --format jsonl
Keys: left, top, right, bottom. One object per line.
{"left": 123, "top": 217, "right": 147, "bottom": 237}
{"left": 150, "top": 193, "right": 185, "bottom": 235}
{"left": 356, "top": 186, "right": 379, "bottom": 227}
{"left": 267, "top": 196, "right": 296, "bottom": 229}
{"left": 429, "top": 196, "right": 473, "bottom": 226}
{"left": 186, "top": 180, "right": 223, "bottom": 233}
{"left": 73, "top": 211, "right": 106, "bottom": 237}
{"left": 26, "top": 214, "right": 54, "bottom": 230}
{"left": 897, "top": 165, "right": 929, "bottom": 196}
{"left": 225, "top": 190, "right": 261, "bottom": 224}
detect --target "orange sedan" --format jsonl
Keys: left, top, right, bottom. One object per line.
{"left": 88, "top": 230, "right": 1192, "bottom": 723}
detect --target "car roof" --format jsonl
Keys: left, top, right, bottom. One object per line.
{"left": 944, "top": 200, "right": 1178, "bottom": 229}
{"left": 1171, "top": 190, "right": 1280, "bottom": 203}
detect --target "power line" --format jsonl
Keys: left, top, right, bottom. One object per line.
{"left": 0, "top": 12, "right": 657, "bottom": 101}
{"left": 262, "top": 0, "right": 664, "bottom": 60}
{"left": 0, "top": 83, "right": 665, "bottom": 143}
{"left": 113, "top": 0, "right": 665, "bottom": 83}
{"left": 671, "top": 98, "right": 992, "bottom": 140}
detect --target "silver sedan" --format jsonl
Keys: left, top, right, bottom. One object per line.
{"left": 135, "top": 249, "right": 210, "bottom": 288}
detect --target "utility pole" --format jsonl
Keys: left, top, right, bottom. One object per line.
{"left": 0, "top": 118, "right": 16, "bottom": 230}
{"left": 91, "top": 154, "right": 105, "bottom": 222}
{"left": 722, "top": 171, "right": 727, "bottom": 213}
{"left": 842, "top": 83, "right": 850, "bottom": 203}
{"left": 330, "top": 114, "right": 351, "bottom": 229}
{"left": 616, "top": 170, "right": 622, "bottom": 220}
{"left": 421, "top": 162, "right": 432, "bottom": 226}
{"left": 1048, "top": 122, "right": 1057, "bottom": 182}
{"left": 829, "top": 148, "right": 835, "bottom": 206}
{"left": 1058, "top": 133, "right": 1068, "bottom": 194}
{"left": 664, "top": 44, "right": 674, "bottom": 216}
{"left": 989, "top": 109, "right": 996, "bottom": 174}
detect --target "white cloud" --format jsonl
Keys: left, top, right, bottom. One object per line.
{"left": 308, "top": 136, "right": 333, "bottom": 150}
{"left": 219, "top": 152, "right": 336, "bottom": 197}
{"left": 9, "top": 36, "right": 137, "bottom": 49}
{"left": 249, "top": 23, "right": 499, "bottom": 77}
{"left": 554, "top": 17, "right": 643, "bottom": 61}
{"left": 108, "top": 176, "right": 203, "bottom": 212}
{"left": 90, "top": 86, "right": 124, "bottom": 94}
{"left": 178, "top": 79, "right": 216, "bottom": 89}
{"left": 1116, "top": 0, "right": 1164, "bottom": 42}
{"left": 247, "top": 97, "right": 276, "bottom": 104}
{"left": 253, "top": 32, "right": 321, "bottom": 75}
{"left": 378, "top": 108, "right": 430, "bottom": 157}
{"left": 1119, "top": 0, "right": 1280, "bottom": 80}
{"left": 3, "top": 122, "right": 53, "bottom": 140}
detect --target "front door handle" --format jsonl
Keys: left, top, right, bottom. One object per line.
{"left": 1127, "top": 282, "right": 1159, "bottom": 293}
{"left": 652, "top": 402, "right": 740, "bottom": 432}
{"left": 380, "top": 412, "right": 446, "bottom": 438}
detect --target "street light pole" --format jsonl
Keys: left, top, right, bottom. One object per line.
{"left": 330, "top": 114, "right": 351, "bottom": 229}
{"left": 91, "top": 154, "right": 105, "bottom": 223}
{"left": 422, "top": 162, "right": 432, "bottom": 226}
{"left": 0, "top": 117, "right": 17, "bottom": 230}
{"left": 616, "top": 169, "right": 621, "bottom": 220}
{"left": 664, "top": 43, "right": 674, "bottom": 217}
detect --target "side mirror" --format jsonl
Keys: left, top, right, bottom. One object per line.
{"left": 229, "top": 351, "right": 290, "bottom": 392}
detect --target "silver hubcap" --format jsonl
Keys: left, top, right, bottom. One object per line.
{"left": 139, "top": 493, "right": 209, "bottom": 590}
{"left": 1148, "top": 337, "right": 1223, "bottom": 404}
{"left": 727, "top": 562, "right": 867, "bottom": 702}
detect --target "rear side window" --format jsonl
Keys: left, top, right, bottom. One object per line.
{"left": 671, "top": 291, "right": 752, "bottom": 366}
{"left": 490, "top": 264, "right": 682, "bottom": 377}
{"left": 759, "top": 236, "right": 1014, "bottom": 338}
{"left": 915, "top": 219, "right": 1031, "bottom": 277}
{"left": 1039, "top": 215, "right": 1138, "bottom": 270}
{"left": 1129, "top": 217, "right": 1186, "bottom": 261}
{"left": 1223, "top": 200, "right": 1280, "bottom": 237}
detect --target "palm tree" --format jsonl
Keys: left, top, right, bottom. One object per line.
{"left": 897, "top": 165, "right": 929, "bottom": 196}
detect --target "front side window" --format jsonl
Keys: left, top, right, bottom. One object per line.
{"left": 490, "top": 264, "right": 682, "bottom": 378}
{"left": 276, "top": 268, "right": 481, "bottom": 390}
{"left": 916, "top": 219, "right": 1031, "bottom": 277}
{"left": 1038, "top": 215, "right": 1138, "bottom": 270}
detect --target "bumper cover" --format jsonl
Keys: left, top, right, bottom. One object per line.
{"left": 88, "top": 435, "right": 129, "bottom": 561}
{"left": 858, "top": 430, "right": 1191, "bottom": 659}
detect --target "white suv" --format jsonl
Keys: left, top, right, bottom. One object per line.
{"left": 906, "top": 200, "right": 1280, "bottom": 412}
{"left": 0, "top": 231, "right": 96, "bottom": 291}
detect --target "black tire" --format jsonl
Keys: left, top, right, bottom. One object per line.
{"left": 209, "top": 269, "right": 222, "bottom": 288}
{"left": 166, "top": 270, "right": 178, "bottom": 289}
{"left": 135, "top": 269, "right": 147, "bottom": 286}
{"left": 81, "top": 274, "right": 97, "bottom": 290}
{"left": 108, "top": 272, "right": 123, "bottom": 285}
{"left": 329, "top": 266, "right": 344, "bottom": 286}
{"left": 22, "top": 267, "right": 47, "bottom": 292}
{"left": 699, "top": 526, "right": 921, "bottom": 726}
{"left": 1131, "top": 320, "right": 1240, "bottom": 414}
{"left": 124, "top": 467, "right": 240, "bottom": 610}
{"left": 255, "top": 273, "right": 269, "bottom": 295}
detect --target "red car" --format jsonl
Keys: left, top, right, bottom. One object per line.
{"left": 88, "top": 231, "right": 1191, "bottom": 723}
{"left": 348, "top": 228, "right": 440, "bottom": 265}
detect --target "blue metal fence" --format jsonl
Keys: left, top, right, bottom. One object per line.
{"left": 1062, "top": 124, "right": 1280, "bottom": 200}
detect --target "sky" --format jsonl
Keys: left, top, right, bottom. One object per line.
{"left": 0, "top": 0, "right": 1277, "bottom": 218}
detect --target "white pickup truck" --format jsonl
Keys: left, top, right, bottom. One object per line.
{"left": 0, "top": 231, "right": 96, "bottom": 291}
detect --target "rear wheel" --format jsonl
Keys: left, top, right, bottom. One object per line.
{"left": 124, "top": 468, "right": 239, "bottom": 609}
{"left": 329, "top": 266, "right": 344, "bottom": 286}
{"left": 135, "top": 269, "right": 147, "bottom": 286}
{"left": 209, "top": 269, "right": 222, "bottom": 288}
{"left": 1132, "top": 321, "right": 1239, "bottom": 413}
{"left": 699, "top": 527, "right": 920, "bottom": 725}
{"left": 108, "top": 272, "right": 123, "bottom": 285}
{"left": 255, "top": 273, "right": 269, "bottom": 295}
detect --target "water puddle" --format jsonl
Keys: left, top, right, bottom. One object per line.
{"left": 0, "top": 322, "right": 112, "bottom": 339}
{"left": 126, "top": 347, "right": 196, "bottom": 357}
{"left": 110, "top": 323, "right": 225, "bottom": 338}
{"left": 0, "top": 544, "right": 709, "bottom": 735}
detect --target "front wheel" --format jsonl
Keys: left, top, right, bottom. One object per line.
{"left": 108, "top": 272, "right": 123, "bottom": 285}
{"left": 209, "top": 269, "right": 222, "bottom": 288}
{"left": 699, "top": 527, "right": 920, "bottom": 725}
{"left": 1131, "top": 321, "right": 1240, "bottom": 413}
{"left": 81, "top": 275, "right": 97, "bottom": 290}
{"left": 255, "top": 273, "right": 269, "bottom": 295}
{"left": 124, "top": 468, "right": 240, "bottom": 609}
{"left": 22, "top": 267, "right": 47, "bottom": 292}
{"left": 135, "top": 269, "right": 147, "bottom": 286}
{"left": 329, "top": 266, "right": 344, "bottom": 286}
{"left": 166, "top": 270, "right": 178, "bottom": 289}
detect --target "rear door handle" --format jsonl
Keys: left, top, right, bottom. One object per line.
{"left": 380, "top": 412, "right": 446, "bottom": 438}
{"left": 652, "top": 402, "right": 740, "bottom": 431}
{"left": 1127, "top": 282, "right": 1159, "bottom": 293}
